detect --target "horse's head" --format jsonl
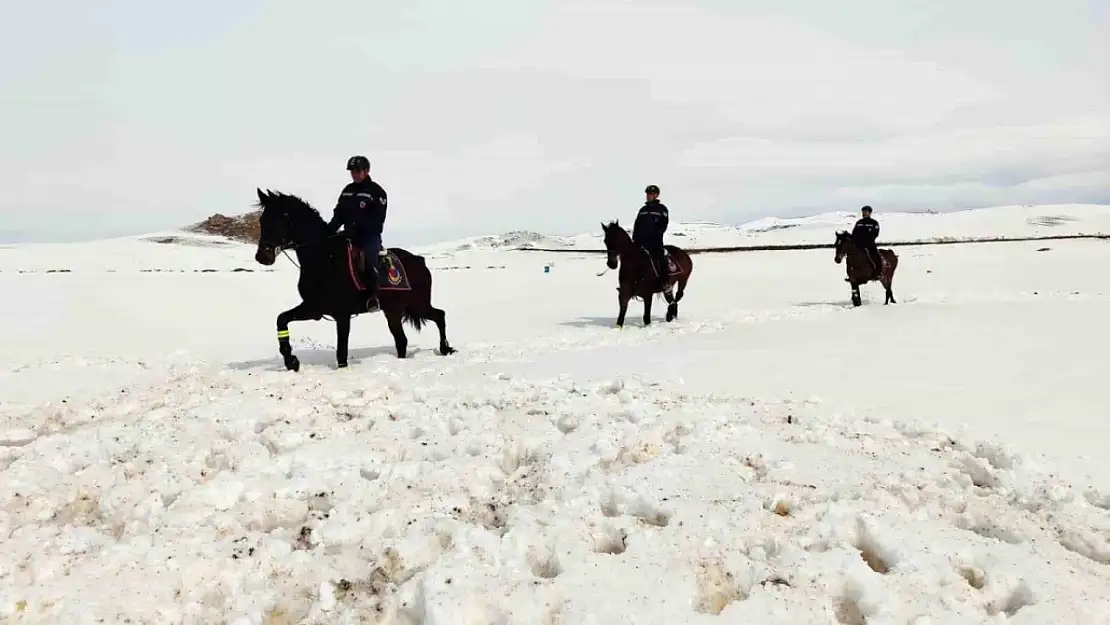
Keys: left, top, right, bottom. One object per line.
{"left": 252, "top": 188, "right": 325, "bottom": 265}
{"left": 833, "top": 230, "right": 852, "bottom": 264}
{"left": 600, "top": 220, "right": 628, "bottom": 270}
{"left": 253, "top": 189, "right": 290, "bottom": 265}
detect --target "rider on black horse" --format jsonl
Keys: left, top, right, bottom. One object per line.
{"left": 632, "top": 184, "right": 670, "bottom": 290}
{"left": 851, "top": 205, "right": 882, "bottom": 279}
{"left": 327, "top": 155, "right": 388, "bottom": 310}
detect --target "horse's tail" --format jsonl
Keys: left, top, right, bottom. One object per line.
{"left": 389, "top": 247, "right": 434, "bottom": 332}
{"left": 402, "top": 309, "right": 428, "bottom": 331}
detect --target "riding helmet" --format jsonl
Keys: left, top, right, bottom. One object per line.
{"left": 346, "top": 155, "right": 370, "bottom": 171}
{"left": 645, "top": 184, "right": 660, "bottom": 194}
{"left": 861, "top": 205, "right": 872, "bottom": 212}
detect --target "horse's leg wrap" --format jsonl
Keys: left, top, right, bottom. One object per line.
{"left": 277, "top": 329, "right": 291, "bottom": 356}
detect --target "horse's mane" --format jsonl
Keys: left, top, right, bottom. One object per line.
{"left": 255, "top": 189, "right": 322, "bottom": 218}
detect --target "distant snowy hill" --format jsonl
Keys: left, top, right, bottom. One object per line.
{"left": 547, "top": 203, "right": 1110, "bottom": 250}
{"left": 415, "top": 203, "right": 1110, "bottom": 257}
{"left": 2, "top": 203, "right": 1108, "bottom": 273}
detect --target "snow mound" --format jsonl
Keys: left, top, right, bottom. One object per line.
{"left": 422, "top": 231, "right": 577, "bottom": 257}
{"left": 141, "top": 234, "right": 236, "bottom": 248}
{"left": 2, "top": 368, "right": 1108, "bottom": 623}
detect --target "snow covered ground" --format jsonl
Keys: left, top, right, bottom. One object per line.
{"left": 2, "top": 204, "right": 1110, "bottom": 623}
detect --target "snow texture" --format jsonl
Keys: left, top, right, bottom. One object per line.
{"left": 2, "top": 203, "right": 1110, "bottom": 624}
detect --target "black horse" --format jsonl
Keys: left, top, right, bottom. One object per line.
{"left": 252, "top": 188, "right": 455, "bottom": 371}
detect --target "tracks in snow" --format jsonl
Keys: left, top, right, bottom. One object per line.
{"left": 2, "top": 366, "right": 1109, "bottom": 623}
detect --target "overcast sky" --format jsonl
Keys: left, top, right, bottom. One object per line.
{"left": 2, "top": 0, "right": 1108, "bottom": 243}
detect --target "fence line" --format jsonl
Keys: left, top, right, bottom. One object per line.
{"left": 514, "top": 233, "right": 1110, "bottom": 255}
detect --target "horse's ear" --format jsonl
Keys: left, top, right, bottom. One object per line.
{"left": 257, "top": 188, "right": 266, "bottom": 203}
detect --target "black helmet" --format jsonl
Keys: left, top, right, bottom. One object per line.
{"left": 645, "top": 184, "right": 660, "bottom": 194}
{"left": 346, "top": 155, "right": 370, "bottom": 171}
{"left": 861, "top": 205, "right": 872, "bottom": 212}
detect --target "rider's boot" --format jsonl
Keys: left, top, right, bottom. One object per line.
{"left": 365, "top": 265, "right": 380, "bottom": 312}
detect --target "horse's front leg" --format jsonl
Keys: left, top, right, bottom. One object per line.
{"left": 849, "top": 281, "right": 862, "bottom": 307}
{"left": 335, "top": 314, "right": 351, "bottom": 368}
{"left": 276, "top": 302, "right": 320, "bottom": 372}
{"left": 616, "top": 284, "right": 633, "bottom": 328}
{"left": 642, "top": 290, "right": 654, "bottom": 326}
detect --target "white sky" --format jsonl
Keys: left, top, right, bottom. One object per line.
{"left": 2, "top": 0, "right": 1108, "bottom": 243}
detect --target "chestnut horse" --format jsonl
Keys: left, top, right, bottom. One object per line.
{"left": 600, "top": 220, "right": 693, "bottom": 327}
{"left": 834, "top": 230, "right": 898, "bottom": 307}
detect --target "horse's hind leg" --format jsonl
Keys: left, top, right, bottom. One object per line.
{"left": 276, "top": 302, "right": 320, "bottom": 372}
{"left": 882, "top": 276, "right": 896, "bottom": 304}
{"left": 384, "top": 308, "right": 409, "bottom": 358}
{"left": 666, "top": 276, "right": 687, "bottom": 321}
{"left": 424, "top": 305, "right": 455, "bottom": 355}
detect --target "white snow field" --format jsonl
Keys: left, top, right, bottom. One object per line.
{"left": 2, "top": 204, "right": 1110, "bottom": 624}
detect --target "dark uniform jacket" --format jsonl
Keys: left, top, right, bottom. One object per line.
{"left": 851, "top": 216, "right": 879, "bottom": 244}
{"left": 328, "top": 178, "right": 388, "bottom": 238}
{"left": 632, "top": 200, "right": 669, "bottom": 247}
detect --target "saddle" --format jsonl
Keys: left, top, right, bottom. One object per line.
{"left": 350, "top": 244, "right": 388, "bottom": 274}
{"left": 640, "top": 245, "right": 671, "bottom": 277}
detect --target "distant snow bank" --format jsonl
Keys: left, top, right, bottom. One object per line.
{"left": 418, "top": 203, "right": 1110, "bottom": 255}
{"left": 1, "top": 203, "right": 1108, "bottom": 272}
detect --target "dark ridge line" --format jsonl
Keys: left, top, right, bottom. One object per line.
{"left": 514, "top": 233, "right": 1110, "bottom": 254}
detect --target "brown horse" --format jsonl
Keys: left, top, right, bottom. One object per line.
{"left": 834, "top": 230, "right": 898, "bottom": 307}
{"left": 600, "top": 220, "right": 694, "bottom": 327}
{"left": 252, "top": 189, "right": 455, "bottom": 371}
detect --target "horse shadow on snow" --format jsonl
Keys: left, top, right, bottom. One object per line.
{"left": 227, "top": 345, "right": 436, "bottom": 372}
{"left": 559, "top": 313, "right": 688, "bottom": 329}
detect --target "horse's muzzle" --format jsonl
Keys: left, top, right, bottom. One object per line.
{"left": 606, "top": 255, "right": 618, "bottom": 270}
{"left": 255, "top": 246, "right": 277, "bottom": 266}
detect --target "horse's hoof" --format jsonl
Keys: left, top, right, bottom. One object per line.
{"left": 337, "top": 362, "right": 348, "bottom": 369}
{"left": 285, "top": 356, "right": 301, "bottom": 372}
{"left": 439, "top": 345, "right": 456, "bottom": 356}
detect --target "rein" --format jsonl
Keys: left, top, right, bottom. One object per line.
{"left": 271, "top": 232, "right": 343, "bottom": 269}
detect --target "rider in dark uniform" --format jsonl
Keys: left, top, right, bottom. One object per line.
{"left": 327, "top": 155, "right": 388, "bottom": 309}
{"left": 851, "top": 205, "right": 881, "bottom": 279}
{"left": 632, "top": 184, "right": 670, "bottom": 290}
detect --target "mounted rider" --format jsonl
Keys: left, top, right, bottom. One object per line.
{"left": 632, "top": 184, "right": 670, "bottom": 290}
{"left": 851, "top": 205, "right": 881, "bottom": 279}
{"left": 327, "top": 155, "right": 388, "bottom": 310}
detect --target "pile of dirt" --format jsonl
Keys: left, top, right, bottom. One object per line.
{"left": 186, "top": 211, "right": 261, "bottom": 243}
